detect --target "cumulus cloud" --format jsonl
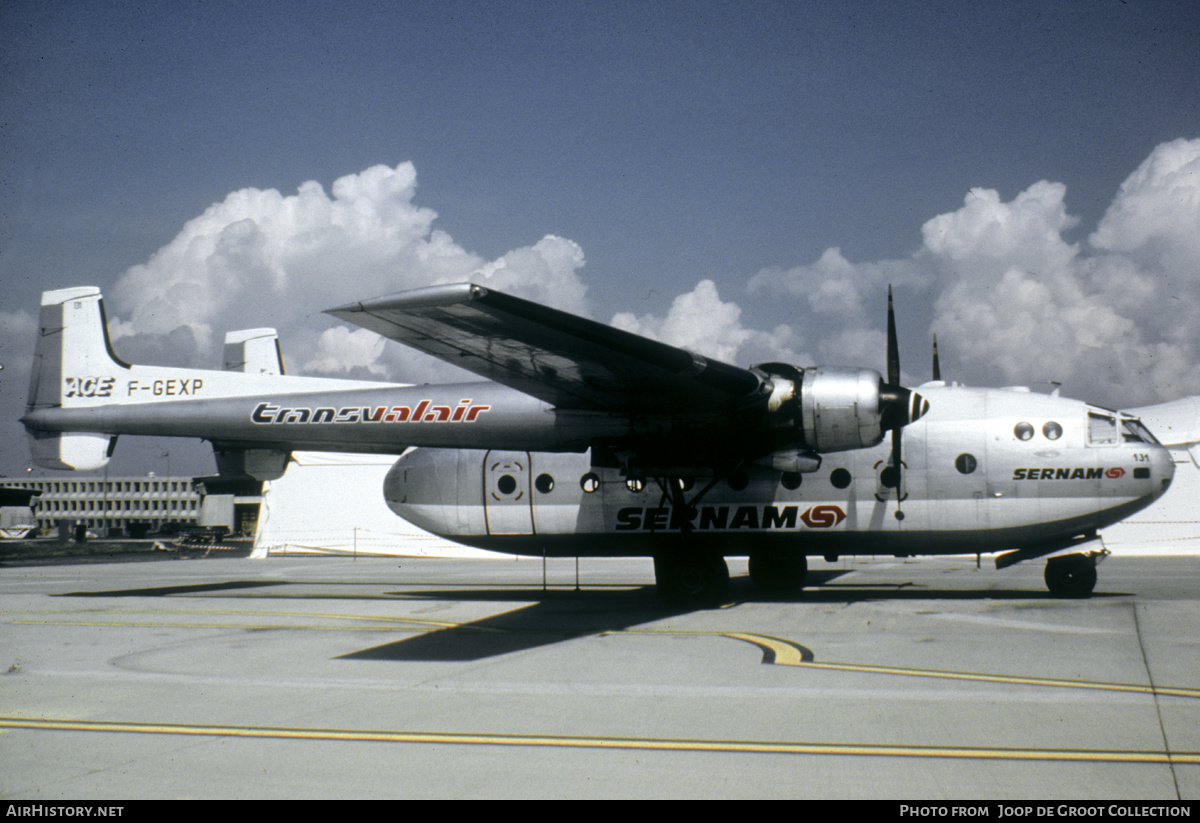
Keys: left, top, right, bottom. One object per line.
{"left": 11, "top": 139, "right": 1200, "bottom": 464}
{"left": 749, "top": 247, "right": 927, "bottom": 325}
{"left": 612, "top": 279, "right": 805, "bottom": 367}
{"left": 748, "top": 138, "right": 1200, "bottom": 408}
{"left": 107, "top": 163, "right": 589, "bottom": 380}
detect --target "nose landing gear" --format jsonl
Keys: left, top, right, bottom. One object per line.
{"left": 1044, "top": 551, "right": 1103, "bottom": 598}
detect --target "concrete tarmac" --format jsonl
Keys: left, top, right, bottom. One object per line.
{"left": 1, "top": 552, "right": 1197, "bottom": 799}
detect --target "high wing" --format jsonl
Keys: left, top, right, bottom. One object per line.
{"left": 326, "top": 283, "right": 765, "bottom": 414}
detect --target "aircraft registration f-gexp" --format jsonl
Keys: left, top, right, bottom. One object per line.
{"left": 22, "top": 283, "right": 1175, "bottom": 603}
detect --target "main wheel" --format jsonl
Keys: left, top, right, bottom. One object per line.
{"left": 1044, "top": 554, "right": 1098, "bottom": 598}
{"left": 748, "top": 551, "right": 808, "bottom": 593}
{"left": 654, "top": 551, "right": 730, "bottom": 607}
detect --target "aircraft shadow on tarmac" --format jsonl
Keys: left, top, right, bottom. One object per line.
{"left": 338, "top": 570, "right": 1127, "bottom": 663}
{"left": 59, "top": 580, "right": 286, "bottom": 597}
{"left": 48, "top": 571, "right": 1128, "bottom": 663}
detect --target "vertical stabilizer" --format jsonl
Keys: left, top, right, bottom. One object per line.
{"left": 223, "top": 329, "right": 285, "bottom": 375}
{"left": 27, "top": 287, "right": 128, "bottom": 411}
{"left": 25, "top": 287, "right": 126, "bottom": 470}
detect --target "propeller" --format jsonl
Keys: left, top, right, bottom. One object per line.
{"left": 878, "top": 285, "right": 929, "bottom": 520}
{"left": 932, "top": 333, "right": 941, "bottom": 381}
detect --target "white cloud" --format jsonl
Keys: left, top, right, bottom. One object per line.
{"left": 16, "top": 140, "right": 1200, "bottom": 440}
{"left": 1090, "top": 137, "right": 1200, "bottom": 277}
{"left": 612, "top": 279, "right": 805, "bottom": 366}
{"left": 107, "top": 163, "right": 590, "bottom": 379}
{"left": 748, "top": 138, "right": 1200, "bottom": 407}
{"left": 749, "top": 247, "right": 925, "bottom": 324}
{"left": 469, "top": 234, "right": 589, "bottom": 316}
{"left": 921, "top": 181, "right": 1080, "bottom": 280}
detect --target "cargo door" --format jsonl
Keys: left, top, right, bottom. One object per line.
{"left": 483, "top": 450, "right": 534, "bottom": 535}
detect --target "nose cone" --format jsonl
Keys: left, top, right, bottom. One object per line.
{"left": 910, "top": 391, "right": 929, "bottom": 424}
{"left": 1155, "top": 446, "right": 1176, "bottom": 500}
{"left": 879, "top": 384, "right": 930, "bottom": 432}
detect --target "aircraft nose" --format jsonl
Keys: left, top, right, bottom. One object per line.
{"left": 1158, "top": 446, "right": 1176, "bottom": 496}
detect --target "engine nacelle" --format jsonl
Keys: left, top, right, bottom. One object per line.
{"left": 756, "top": 364, "right": 898, "bottom": 454}
{"left": 800, "top": 367, "right": 888, "bottom": 452}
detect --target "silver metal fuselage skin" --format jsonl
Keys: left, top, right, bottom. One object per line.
{"left": 23, "top": 381, "right": 617, "bottom": 455}
{"left": 381, "top": 383, "right": 1175, "bottom": 557}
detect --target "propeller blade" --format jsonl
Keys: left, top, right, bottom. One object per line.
{"left": 882, "top": 285, "right": 920, "bottom": 521}
{"left": 932, "top": 333, "right": 941, "bottom": 381}
{"left": 891, "top": 427, "right": 905, "bottom": 519}
{"left": 886, "top": 285, "right": 900, "bottom": 387}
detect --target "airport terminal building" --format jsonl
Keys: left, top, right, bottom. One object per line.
{"left": 1, "top": 475, "right": 203, "bottom": 537}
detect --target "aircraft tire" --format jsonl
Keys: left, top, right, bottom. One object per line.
{"left": 1044, "top": 554, "right": 1098, "bottom": 598}
{"left": 748, "top": 551, "right": 808, "bottom": 593}
{"left": 654, "top": 551, "right": 729, "bottom": 607}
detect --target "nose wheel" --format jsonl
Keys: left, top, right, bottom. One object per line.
{"left": 1044, "top": 553, "right": 1099, "bottom": 598}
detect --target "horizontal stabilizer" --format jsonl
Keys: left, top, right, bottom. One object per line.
{"left": 27, "top": 431, "right": 116, "bottom": 471}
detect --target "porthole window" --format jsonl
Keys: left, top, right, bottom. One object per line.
{"left": 535, "top": 473, "right": 555, "bottom": 494}
{"left": 1014, "top": 422, "right": 1034, "bottom": 441}
{"left": 496, "top": 474, "right": 517, "bottom": 495}
{"left": 830, "top": 468, "right": 852, "bottom": 489}
{"left": 626, "top": 478, "right": 645, "bottom": 493}
{"left": 955, "top": 453, "right": 977, "bottom": 474}
{"left": 781, "top": 471, "right": 802, "bottom": 490}
{"left": 727, "top": 470, "right": 749, "bottom": 491}
{"left": 580, "top": 473, "right": 599, "bottom": 493}
{"left": 1043, "top": 421, "right": 1062, "bottom": 440}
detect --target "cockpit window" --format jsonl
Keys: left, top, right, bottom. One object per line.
{"left": 1121, "top": 417, "right": 1160, "bottom": 445}
{"left": 1087, "top": 412, "right": 1118, "bottom": 446}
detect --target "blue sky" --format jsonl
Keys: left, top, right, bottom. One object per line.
{"left": 3, "top": 1, "right": 1200, "bottom": 476}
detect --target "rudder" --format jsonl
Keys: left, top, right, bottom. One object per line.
{"left": 25, "top": 287, "right": 127, "bottom": 470}
{"left": 27, "top": 287, "right": 129, "bottom": 411}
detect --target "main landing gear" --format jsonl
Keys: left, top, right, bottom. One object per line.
{"left": 654, "top": 550, "right": 729, "bottom": 607}
{"left": 643, "top": 471, "right": 807, "bottom": 606}
{"left": 653, "top": 550, "right": 810, "bottom": 606}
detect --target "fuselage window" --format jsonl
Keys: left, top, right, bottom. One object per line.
{"left": 1014, "top": 422, "right": 1034, "bottom": 441}
{"left": 830, "top": 468, "right": 852, "bottom": 489}
{"left": 727, "top": 470, "right": 749, "bottom": 491}
{"left": 496, "top": 474, "right": 518, "bottom": 495}
{"left": 1043, "top": 421, "right": 1062, "bottom": 440}
{"left": 1120, "top": 418, "right": 1157, "bottom": 444}
{"left": 535, "top": 474, "right": 554, "bottom": 494}
{"left": 955, "top": 453, "right": 977, "bottom": 474}
{"left": 580, "top": 473, "right": 599, "bottom": 493}
{"left": 781, "top": 471, "right": 802, "bottom": 490}
{"left": 1087, "top": 412, "right": 1118, "bottom": 446}
{"left": 626, "top": 478, "right": 645, "bottom": 493}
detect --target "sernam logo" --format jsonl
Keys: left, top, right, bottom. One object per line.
{"left": 615, "top": 504, "right": 846, "bottom": 532}
{"left": 1012, "top": 467, "right": 1116, "bottom": 480}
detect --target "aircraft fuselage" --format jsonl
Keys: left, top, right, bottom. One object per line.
{"left": 382, "top": 383, "right": 1175, "bottom": 557}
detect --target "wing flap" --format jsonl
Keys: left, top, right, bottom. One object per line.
{"left": 326, "top": 284, "right": 763, "bottom": 412}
